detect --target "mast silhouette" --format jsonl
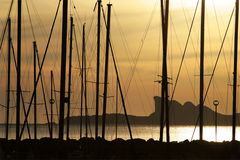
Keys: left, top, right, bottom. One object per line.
{"left": 115, "top": 79, "right": 118, "bottom": 139}
{"left": 59, "top": 0, "right": 68, "bottom": 140}
{"left": 95, "top": 0, "right": 102, "bottom": 139}
{"left": 199, "top": 0, "right": 205, "bottom": 141}
{"left": 160, "top": 0, "right": 170, "bottom": 142}
{"left": 18, "top": 0, "right": 61, "bottom": 140}
{"left": 101, "top": 2, "right": 133, "bottom": 140}
{"left": 6, "top": 18, "right": 11, "bottom": 140}
{"left": 82, "top": 24, "right": 89, "bottom": 138}
{"left": 102, "top": 3, "right": 112, "bottom": 139}
{"left": 16, "top": 0, "right": 22, "bottom": 141}
{"left": 80, "top": 25, "right": 84, "bottom": 138}
{"left": 33, "top": 41, "right": 37, "bottom": 139}
{"left": 232, "top": 0, "right": 239, "bottom": 141}
{"left": 50, "top": 70, "right": 54, "bottom": 139}
{"left": 66, "top": 16, "right": 74, "bottom": 140}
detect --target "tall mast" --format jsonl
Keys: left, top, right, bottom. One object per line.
{"left": 6, "top": 18, "right": 11, "bottom": 140}
{"left": 160, "top": 0, "right": 170, "bottom": 142}
{"left": 199, "top": 0, "right": 205, "bottom": 141}
{"left": 50, "top": 70, "right": 54, "bottom": 139}
{"left": 59, "top": 0, "right": 68, "bottom": 140}
{"left": 82, "top": 24, "right": 88, "bottom": 138}
{"left": 232, "top": 0, "right": 239, "bottom": 141}
{"left": 80, "top": 24, "right": 84, "bottom": 138}
{"left": 16, "top": 0, "right": 22, "bottom": 141}
{"left": 164, "top": 0, "right": 170, "bottom": 143}
{"left": 95, "top": 0, "right": 102, "bottom": 139}
{"left": 102, "top": 3, "right": 112, "bottom": 139}
{"left": 66, "top": 16, "right": 74, "bottom": 140}
{"left": 160, "top": 0, "right": 164, "bottom": 143}
{"left": 33, "top": 41, "right": 37, "bottom": 139}
{"left": 115, "top": 78, "right": 118, "bottom": 139}
{"left": 101, "top": 8, "right": 133, "bottom": 139}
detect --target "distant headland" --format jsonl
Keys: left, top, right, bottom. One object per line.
{"left": 68, "top": 96, "right": 239, "bottom": 126}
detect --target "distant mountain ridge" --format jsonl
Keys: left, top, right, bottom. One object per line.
{"left": 68, "top": 96, "right": 240, "bottom": 126}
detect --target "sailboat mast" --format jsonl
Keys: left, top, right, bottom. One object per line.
{"left": 95, "top": 0, "right": 102, "bottom": 139}
{"left": 160, "top": 0, "right": 170, "bottom": 142}
{"left": 115, "top": 79, "right": 118, "bottom": 139}
{"left": 232, "top": 0, "right": 239, "bottom": 141}
{"left": 59, "top": 0, "right": 68, "bottom": 140}
{"left": 50, "top": 70, "right": 54, "bottom": 139}
{"left": 102, "top": 3, "right": 112, "bottom": 139}
{"left": 160, "top": 0, "right": 164, "bottom": 143}
{"left": 199, "top": 0, "right": 205, "bottom": 141}
{"left": 80, "top": 25, "right": 84, "bottom": 139}
{"left": 82, "top": 24, "right": 88, "bottom": 138}
{"left": 16, "top": 0, "right": 22, "bottom": 141}
{"left": 164, "top": 0, "right": 170, "bottom": 143}
{"left": 33, "top": 41, "right": 37, "bottom": 139}
{"left": 6, "top": 18, "right": 11, "bottom": 140}
{"left": 66, "top": 16, "right": 74, "bottom": 140}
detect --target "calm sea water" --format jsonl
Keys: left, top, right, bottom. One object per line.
{"left": 1, "top": 125, "right": 239, "bottom": 142}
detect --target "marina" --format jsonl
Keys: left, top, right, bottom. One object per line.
{"left": 1, "top": 0, "right": 240, "bottom": 159}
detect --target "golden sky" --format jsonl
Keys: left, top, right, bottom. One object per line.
{"left": 0, "top": 0, "right": 239, "bottom": 124}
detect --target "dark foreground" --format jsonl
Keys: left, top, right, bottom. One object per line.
{"left": 0, "top": 138, "right": 240, "bottom": 160}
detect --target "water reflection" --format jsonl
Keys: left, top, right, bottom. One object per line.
{"left": 1, "top": 125, "right": 239, "bottom": 142}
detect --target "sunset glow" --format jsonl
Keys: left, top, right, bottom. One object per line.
{"left": 0, "top": 0, "right": 239, "bottom": 124}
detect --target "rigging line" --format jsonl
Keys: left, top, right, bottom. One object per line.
{"left": 113, "top": 8, "right": 152, "bottom": 109}
{"left": 181, "top": 0, "right": 200, "bottom": 70}
{"left": 22, "top": 15, "right": 31, "bottom": 86}
{"left": 25, "top": 0, "right": 36, "bottom": 41}
{"left": 173, "top": 18, "right": 198, "bottom": 101}
{"left": 170, "top": 0, "right": 199, "bottom": 102}
{"left": 85, "top": 12, "right": 95, "bottom": 43}
{"left": 72, "top": 1, "right": 85, "bottom": 49}
{"left": 30, "top": 0, "right": 62, "bottom": 59}
{"left": 126, "top": 1, "right": 158, "bottom": 94}
{"left": 73, "top": 26, "right": 82, "bottom": 110}
{"left": 153, "top": 0, "right": 163, "bottom": 96}
{"left": 0, "top": 0, "right": 14, "bottom": 52}
{"left": 168, "top": 14, "right": 199, "bottom": 124}
{"left": 191, "top": 8, "right": 235, "bottom": 140}
{"left": 212, "top": 1, "right": 232, "bottom": 79}
{"left": 102, "top": 7, "right": 130, "bottom": 108}
{"left": 212, "top": 0, "right": 232, "bottom": 84}
{"left": 111, "top": 9, "right": 132, "bottom": 78}
{"left": 203, "top": 8, "right": 234, "bottom": 103}
{"left": 72, "top": 0, "right": 83, "bottom": 26}
{"left": 134, "top": 78, "right": 148, "bottom": 114}
{"left": 52, "top": 72, "right": 59, "bottom": 121}
{"left": 112, "top": 8, "right": 134, "bottom": 75}
{"left": 120, "top": 0, "right": 158, "bottom": 95}
{"left": 73, "top": 26, "right": 82, "bottom": 77}
{"left": 191, "top": 115, "right": 199, "bottom": 141}
{"left": 0, "top": 104, "right": 15, "bottom": 109}
{"left": 10, "top": 41, "right": 31, "bottom": 139}
{"left": 203, "top": 6, "right": 217, "bottom": 118}
{"left": 36, "top": 46, "right": 51, "bottom": 135}
{"left": 20, "top": 0, "right": 62, "bottom": 137}
{"left": 225, "top": 32, "right": 234, "bottom": 115}
{"left": 112, "top": 8, "right": 132, "bottom": 59}
{"left": 102, "top": 6, "right": 133, "bottom": 140}
{"left": 110, "top": 42, "right": 133, "bottom": 139}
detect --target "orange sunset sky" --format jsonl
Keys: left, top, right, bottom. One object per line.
{"left": 0, "top": 0, "right": 239, "bottom": 123}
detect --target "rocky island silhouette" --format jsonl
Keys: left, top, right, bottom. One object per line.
{"left": 67, "top": 96, "right": 238, "bottom": 126}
